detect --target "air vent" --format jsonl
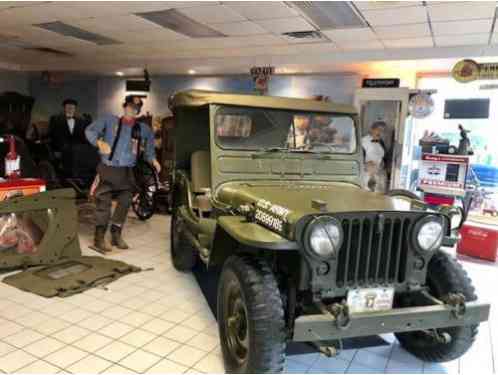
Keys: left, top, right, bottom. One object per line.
{"left": 136, "top": 9, "right": 225, "bottom": 38}
{"left": 36, "top": 22, "right": 120, "bottom": 45}
{"left": 24, "top": 47, "right": 73, "bottom": 57}
{"left": 291, "top": 1, "right": 367, "bottom": 29}
{"left": 282, "top": 30, "right": 325, "bottom": 40}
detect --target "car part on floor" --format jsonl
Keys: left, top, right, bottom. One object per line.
{"left": 3, "top": 256, "right": 141, "bottom": 297}
{"left": 0, "top": 188, "right": 81, "bottom": 270}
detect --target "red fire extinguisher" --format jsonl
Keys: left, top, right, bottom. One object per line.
{"left": 1, "top": 135, "right": 20, "bottom": 179}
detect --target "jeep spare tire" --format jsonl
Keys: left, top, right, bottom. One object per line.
{"left": 395, "top": 251, "right": 478, "bottom": 362}
{"left": 218, "top": 256, "right": 286, "bottom": 373}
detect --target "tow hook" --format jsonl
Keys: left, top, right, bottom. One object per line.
{"left": 444, "top": 293, "right": 466, "bottom": 319}
{"left": 309, "top": 339, "right": 343, "bottom": 358}
{"left": 317, "top": 301, "right": 351, "bottom": 330}
{"left": 422, "top": 329, "right": 452, "bottom": 344}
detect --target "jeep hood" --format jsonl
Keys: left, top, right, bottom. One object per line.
{"left": 217, "top": 182, "right": 416, "bottom": 220}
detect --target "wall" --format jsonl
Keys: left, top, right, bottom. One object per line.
{"left": 97, "top": 74, "right": 361, "bottom": 118}
{"left": 28, "top": 76, "right": 98, "bottom": 123}
{"left": 0, "top": 71, "right": 29, "bottom": 95}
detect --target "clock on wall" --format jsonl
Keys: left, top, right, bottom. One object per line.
{"left": 409, "top": 92, "right": 434, "bottom": 119}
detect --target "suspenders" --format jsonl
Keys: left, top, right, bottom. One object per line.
{"left": 108, "top": 117, "right": 142, "bottom": 162}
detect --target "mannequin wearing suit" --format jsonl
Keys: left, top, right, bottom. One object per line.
{"left": 48, "top": 99, "right": 89, "bottom": 177}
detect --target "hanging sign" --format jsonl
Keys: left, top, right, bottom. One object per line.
{"left": 362, "top": 78, "right": 400, "bottom": 88}
{"left": 452, "top": 59, "right": 498, "bottom": 83}
{"left": 250, "top": 66, "right": 274, "bottom": 95}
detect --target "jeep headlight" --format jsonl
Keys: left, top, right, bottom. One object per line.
{"left": 415, "top": 217, "right": 443, "bottom": 252}
{"left": 305, "top": 216, "right": 343, "bottom": 259}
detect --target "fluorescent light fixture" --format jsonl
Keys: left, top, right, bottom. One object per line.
{"left": 136, "top": 9, "right": 225, "bottom": 38}
{"left": 116, "top": 71, "right": 124, "bottom": 76}
{"left": 36, "top": 22, "right": 120, "bottom": 45}
{"left": 291, "top": 1, "right": 367, "bottom": 29}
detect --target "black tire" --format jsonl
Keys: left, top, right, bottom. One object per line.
{"left": 395, "top": 251, "right": 478, "bottom": 362}
{"left": 170, "top": 212, "right": 197, "bottom": 271}
{"left": 217, "top": 256, "right": 286, "bottom": 373}
{"left": 132, "top": 160, "right": 158, "bottom": 221}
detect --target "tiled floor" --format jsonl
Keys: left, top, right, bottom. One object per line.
{"left": 0, "top": 213, "right": 495, "bottom": 374}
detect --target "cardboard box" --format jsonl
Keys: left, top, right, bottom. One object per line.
{"left": 457, "top": 222, "right": 498, "bottom": 262}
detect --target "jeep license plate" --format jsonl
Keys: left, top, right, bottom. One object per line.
{"left": 347, "top": 287, "right": 394, "bottom": 314}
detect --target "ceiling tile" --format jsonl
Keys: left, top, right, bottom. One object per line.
{"left": 432, "top": 18, "right": 493, "bottom": 36}
{"left": 354, "top": 1, "right": 422, "bottom": 10}
{"left": 374, "top": 23, "right": 431, "bottom": 39}
{"left": 382, "top": 37, "right": 433, "bottom": 49}
{"left": 223, "top": 2, "right": 298, "bottom": 20}
{"left": 255, "top": 17, "right": 314, "bottom": 34}
{"left": 208, "top": 21, "right": 266, "bottom": 36}
{"left": 427, "top": 2, "right": 496, "bottom": 22}
{"left": 337, "top": 39, "right": 385, "bottom": 50}
{"left": 435, "top": 33, "right": 489, "bottom": 46}
{"left": 177, "top": 4, "right": 246, "bottom": 24}
{"left": 360, "top": 6, "right": 428, "bottom": 26}
{"left": 322, "top": 28, "right": 377, "bottom": 43}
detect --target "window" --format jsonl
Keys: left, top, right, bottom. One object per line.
{"left": 214, "top": 105, "right": 356, "bottom": 154}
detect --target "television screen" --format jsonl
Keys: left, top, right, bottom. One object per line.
{"left": 444, "top": 98, "right": 490, "bottom": 119}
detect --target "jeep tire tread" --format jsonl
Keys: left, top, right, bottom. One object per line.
{"left": 170, "top": 212, "right": 197, "bottom": 271}
{"left": 217, "top": 255, "right": 286, "bottom": 373}
{"left": 395, "top": 251, "right": 478, "bottom": 362}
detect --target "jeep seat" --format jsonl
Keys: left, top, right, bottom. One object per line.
{"left": 190, "top": 150, "right": 212, "bottom": 215}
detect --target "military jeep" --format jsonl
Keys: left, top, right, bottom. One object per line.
{"left": 169, "top": 90, "right": 490, "bottom": 373}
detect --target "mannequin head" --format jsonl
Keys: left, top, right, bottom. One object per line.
{"left": 63, "top": 99, "right": 77, "bottom": 118}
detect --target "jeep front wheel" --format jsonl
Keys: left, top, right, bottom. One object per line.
{"left": 170, "top": 212, "right": 197, "bottom": 271}
{"left": 395, "top": 251, "right": 478, "bottom": 362}
{"left": 217, "top": 256, "right": 286, "bottom": 373}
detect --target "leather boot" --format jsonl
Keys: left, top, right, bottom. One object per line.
{"left": 110, "top": 224, "right": 129, "bottom": 249}
{"left": 94, "top": 226, "right": 112, "bottom": 253}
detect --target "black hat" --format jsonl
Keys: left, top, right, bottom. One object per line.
{"left": 371, "top": 121, "right": 387, "bottom": 130}
{"left": 63, "top": 98, "right": 77, "bottom": 106}
{"left": 123, "top": 95, "right": 143, "bottom": 108}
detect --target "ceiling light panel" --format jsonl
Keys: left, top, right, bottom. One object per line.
{"left": 354, "top": 1, "right": 422, "bottom": 10}
{"left": 36, "top": 22, "right": 120, "bottom": 45}
{"left": 136, "top": 9, "right": 225, "bottom": 38}
{"left": 292, "top": 1, "right": 367, "bottom": 29}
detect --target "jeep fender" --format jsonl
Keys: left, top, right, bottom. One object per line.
{"left": 209, "top": 215, "right": 298, "bottom": 266}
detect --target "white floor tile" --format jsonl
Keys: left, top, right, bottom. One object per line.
{"left": 99, "top": 321, "right": 135, "bottom": 339}
{"left": 141, "top": 318, "right": 175, "bottom": 335}
{"left": 148, "top": 358, "right": 189, "bottom": 373}
{"left": 143, "top": 336, "right": 182, "bottom": 357}
{"left": 167, "top": 345, "right": 209, "bottom": 367}
{"left": 51, "top": 325, "right": 91, "bottom": 344}
{"left": 187, "top": 332, "right": 220, "bottom": 352}
{"left": 44, "top": 346, "right": 89, "bottom": 369}
{"left": 96, "top": 341, "right": 137, "bottom": 363}
{"left": 3, "top": 328, "right": 44, "bottom": 348}
{"left": 66, "top": 354, "right": 113, "bottom": 373}
{"left": 163, "top": 325, "right": 199, "bottom": 343}
{"left": 193, "top": 352, "right": 225, "bottom": 373}
{"left": 72, "top": 332, "right": 114, "bottom": 353}
{"left": 119, "top": 328, "right": 157, "bottom": 348}
{"left": 24, "top": 337, "right": 66, "bottom": 358}
{"left": 18, "top": 359, "right": 61, "bottom": 373}
{"left": 119, "top": 349, "right": 162, "bottom": 373}
{"left": 0, "top": 349, "right": 38, "bottom": 372}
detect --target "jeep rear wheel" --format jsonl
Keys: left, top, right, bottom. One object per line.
{"left": 218, "top": 256, "right": 286, "bottom": 373}
{"left": 170, "top": 212, "right": 197, "bottom": 271}
{"left": 395, "top": 251, "right": 478, "bottom": 362}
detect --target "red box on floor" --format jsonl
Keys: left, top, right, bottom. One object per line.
{"left": 0, "top": 178, "right": 45, "bottom": 201}
{"left": 457, "top": 222, "right": 498, "bottom": 262}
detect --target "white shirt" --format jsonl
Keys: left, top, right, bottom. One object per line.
{"left": 67, "top": 118, "right": 75, "bottom": 134}
{"left": 362, "top": 134, "right": 385, "bottom": 167}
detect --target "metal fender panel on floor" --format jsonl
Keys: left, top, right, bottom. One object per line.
{"left": 3, "top": 256, "right": 142, "bottom": 297}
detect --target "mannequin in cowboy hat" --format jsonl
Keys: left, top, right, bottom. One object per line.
{"left": 85, "top": 95, "right": 161, "bottom": 253}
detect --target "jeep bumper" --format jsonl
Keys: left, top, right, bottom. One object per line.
{"left": 292, "top": 301, "right": 490, "bottom": 342}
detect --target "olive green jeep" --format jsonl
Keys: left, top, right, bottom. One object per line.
{"left": 168, "top": 90, "right": 490, "bottom": 373}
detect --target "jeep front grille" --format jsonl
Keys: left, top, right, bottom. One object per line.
{"left": 336, "top": 215, "right": 411, "bottom": 287}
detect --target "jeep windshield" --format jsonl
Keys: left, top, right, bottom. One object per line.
{"left": 214, "top": 105, "right": 356, "bottom": 154}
